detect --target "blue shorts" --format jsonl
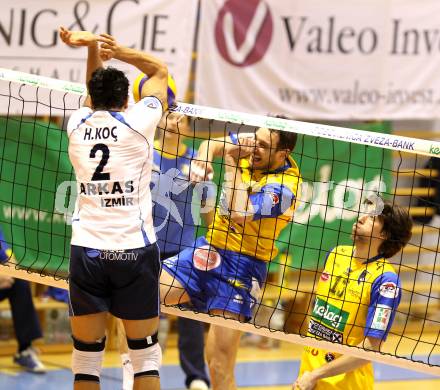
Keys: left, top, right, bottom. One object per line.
{"left": 162, "top": 237, "right": 267, "bottom": 321}
{"left": 69, "top": 244, "right": 161, "bottom": 320}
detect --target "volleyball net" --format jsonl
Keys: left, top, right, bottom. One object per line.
{"left": 1, "top": 68, "right": 440, "bottom": 375}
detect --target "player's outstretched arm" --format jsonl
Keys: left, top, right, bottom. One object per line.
{"left": 98, "top": 33, "right": 168, "bottom": 109}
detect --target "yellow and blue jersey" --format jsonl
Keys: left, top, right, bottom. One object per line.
{"left": 299, "top": 245, "right": 401, "bottom": 390}
{"left": 0, "top": 227, "right": 13, "bottom": 263}
{"left": 151, "top": 141, "right": 197, "bottom": 254}
{"left": 206, "top": 151, "right": 302, "bottom": 262}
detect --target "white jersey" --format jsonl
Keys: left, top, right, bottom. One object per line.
{"left": 67, "top": 96, "right": 162, "bottom": 250}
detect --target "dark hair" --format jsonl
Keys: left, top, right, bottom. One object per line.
{"left": 269, "top": 114, "right": 297, "bottom": 152}
{"left": 88, "top": 67, "right": 129, "bottom": 110}
{"left": 378, "top": 201, "right": 413, "bottom": 258}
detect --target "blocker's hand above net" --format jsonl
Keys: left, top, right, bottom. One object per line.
{"left": 98, "top": 33, "right": 120, "bottom": 61}
{"left": 59, "top": 27, "right": 101, "bottom": 47}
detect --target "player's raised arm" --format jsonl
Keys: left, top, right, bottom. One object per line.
{"left": 99, "top": 33, "right": 168, "bottom": 109}
{"left": 222, "top": 135, "right": 257, "bottom": 223}
{"left": 59, "top": 27, "right": 104, "bottom": 108}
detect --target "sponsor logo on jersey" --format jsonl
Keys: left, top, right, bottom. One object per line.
{"left": 308, "top": 319, "right": 343, "bottom": 343}
{"left": 80, "top": 181, "right": 134, "bottom": 196}
{"left": 347, "top": 288, "right": 362, "bottom": 300}
{"left": 193, "top": 245, "right": 221, "bottom": 271}
{"left": 320, "top": 271, "right": 330, "bottom": 282}
{"left": 379, "top": 281, "right": 399, "bottom": 299}
{"left": 312, "top": 297, "right": 349, "bottom": 331}
{"left": 101, "top": 196, "right": 134, "bottom": 207}
{"left": 325, "top": 352, "right": 336, "bottom": 363}
{"left": 227, "top": 278, "right": 248, "bottom": 290}
{"left": 357, "top": 269, "right": 371, "bottom": 284}
{"left": 371, "top": 304, "right": 392, "bottom": 331}
{"left": 99, "top": 250, "right": 138, "bottom": 261}
{"left": 79, "top": 180, "right": 136, "bottom": 209}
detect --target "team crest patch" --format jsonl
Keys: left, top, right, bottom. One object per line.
{"left": 371, "top": 304, "right": 392, "bottom": 330}
{"left": 233, "top": 294, "right": 244, "bottom": 304}
{"left": 144, "top": 97, "right": 159, "bottom": 109}
{"left": 325, "top": 352, "right": 335, "bottom": 363}
{"left": 379, "top": 282, "right": 399, "bottom": 299}
{"left": 193, "top": 245, "right": 221, "bottom": 271}
{"left": 320, "top": 271, "right": 330, "bottom": 282}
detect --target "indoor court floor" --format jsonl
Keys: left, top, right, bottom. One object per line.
{"left": 0, "top": 336, "right": 439, "bottom": 390}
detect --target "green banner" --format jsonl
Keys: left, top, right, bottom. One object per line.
{"left": 273, "top": 122, "right": 392, "bottom": 272}
{"left": 0, "top": 117, "right": 73, "bottom": 278}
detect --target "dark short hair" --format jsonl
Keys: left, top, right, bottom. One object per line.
{"left": 88, "top": 67, "right": 129, "bottom": 110}
{"left": 269, "top": 115, "right": 297, "bottom": 152}
{"left": 378, "top": 201, "right": 413, "bottom": 258}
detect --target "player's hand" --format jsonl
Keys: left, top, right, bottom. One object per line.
{"left": 0, "top": 275, "right": 14, "bottom": 289}
{"left": 98, "top": 33, "right": 120, "bottom": 61}
{"left": 293, "top": 371, "right": 318, "bottom": 390}
{"left": 225, "top": 135, "right": 256, "bottom": 161}
{"left": 59, "top": 27, "right": 99, "bottom": 47}
{"left": 190, "top": 160, "right": 214, "bottom": 183}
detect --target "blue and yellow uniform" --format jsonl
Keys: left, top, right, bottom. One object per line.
{"left": 163, "top": 139, "right": 302, "bottom": 320}
{"left": 299, "top": 245, "right": 401, "bottom": 389}
{"left": 206, "top": 156, "right": 301, "bottom": 261}
{"left": 151, "top": 140, "right": 196, "bottom": 255}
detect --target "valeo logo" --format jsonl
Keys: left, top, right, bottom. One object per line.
{"left": 312, "top": 297, "right": 349, "bottom": 331}
{"left": 429, "top": 144, "right": 440, "bottom": 155}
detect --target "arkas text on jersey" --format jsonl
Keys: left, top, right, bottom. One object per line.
{"left": 80, "top": 181, "right": 134, "bottom": 195}
{"left": 80, "top": 180, "right": 135, "bottom": 208}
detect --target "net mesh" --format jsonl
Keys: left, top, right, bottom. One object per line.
{"left": 1, "top": 70, "right": 440, "bottom": 373}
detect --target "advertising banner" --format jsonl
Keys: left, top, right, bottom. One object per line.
{"left": 196, "top": 0, "right": 440, "bottom": 119}
{"left": 0, "top": 0, "right": 198, "bottom": 102}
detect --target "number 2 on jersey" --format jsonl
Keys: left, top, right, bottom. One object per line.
{"left": 90, "top": 143, "right": 110, "bottom": 181}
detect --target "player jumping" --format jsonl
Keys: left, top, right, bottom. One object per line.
{"left": 60, "top": 27, "right": 167, "bottom": 390}
{"left": 160, "top": 124, "right": 302, "bottom": 390}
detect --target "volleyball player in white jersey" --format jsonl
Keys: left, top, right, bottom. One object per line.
{"left": 59, "top": 27, "right": 168, "bottom": 390}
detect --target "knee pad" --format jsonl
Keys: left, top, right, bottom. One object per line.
{"left": 127, "top": 332, "right": 162, "bottom": 378}
{"left": 71, "top": 336, "right": 106, "bottom": 383}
